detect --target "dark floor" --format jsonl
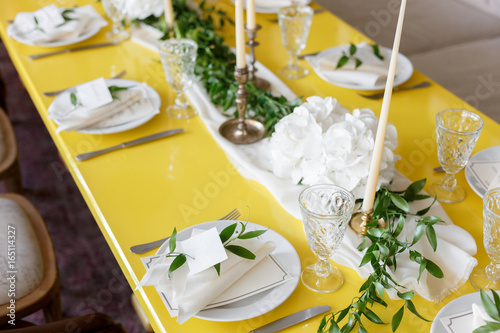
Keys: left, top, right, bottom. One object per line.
{"left": 0, "top": 42, "right": 146, "bottom": 332}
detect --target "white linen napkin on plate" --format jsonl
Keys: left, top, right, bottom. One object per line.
{"left": 48, "top": 84, "right": 158, "bottom": 133}
{"left": 137, "top": 231, "right": 276, "bottom": 324}
{"left": 7, "top": 5, "right": 106, "bottom": 45}
{"left": 307, "top": 42, "right": 392, "bottom": 87}
{"left": 185, "top": 80, "right": 478, "bottom": 302}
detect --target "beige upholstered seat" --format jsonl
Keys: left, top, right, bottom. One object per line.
{"left": 0, "top": 194, "right": 61, "bottom": 325}
{"left": 0, "top": 107, "right": 22, "bottom": 193}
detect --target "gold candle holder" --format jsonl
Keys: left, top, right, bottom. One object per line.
{"left": 219, "top": 66, "right": 266, "bottom": 144}
{"left": 349, "top": 209, "right": 387, "bottom": 235}
{"left": 245, "top": 24, "right": 271, "bottom": 91}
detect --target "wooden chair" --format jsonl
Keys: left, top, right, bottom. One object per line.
{"left": 0, "top": 107, "right": 22, "bottom": 193}
{"left": 0, "top": 193, "right": 61, "bottom": 325}
{"left": 0, "top": 313, "right": 127, "bottom": 332}
{"left": 0, "top": 72, "right": 6, "bottom": 112}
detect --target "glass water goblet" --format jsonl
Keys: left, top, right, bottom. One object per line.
{"left": 101, "top": 0, "right": 129, "bottom": 43}
{"left": 429, "top": 109, "right": 484, "bottom": 203}
{"left": 470, "top": 188, "right": 500, "bottom": 290}
{"left": 278, "top": 5, "right": 314, "bottom": 79}
{"left": 299, "top": 184, "right": 355, "bottom": 293}
{"left": 159, "top": 39, "right": 198, "bottom": 119}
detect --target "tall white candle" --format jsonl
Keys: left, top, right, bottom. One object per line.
{"left": 235, "top": 0, "right": 246, "bottom": 68}
{"left": 164, "top": 0, "right": 174, "bottom": 29}
{"left": 246, "top": 0, "right": 256, "bottom": 30}
{"left": 361, "top": 0, "right": 408, "bottom": 213}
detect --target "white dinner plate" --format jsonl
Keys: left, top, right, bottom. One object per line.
{"left": 430, "top": 291, "right": 498, "bottom": 333}
{"left": 7, "top": 6, "right": 107, "bottom": 47}
{"left": 156, "top": 220, "right": 301, "bottom": 322}
{"left": 48, "top": 78, "right": 160, "bottom": 134}
{"left": 230, "top": 0, "right": 312, "bottom": 14}
{"left": 308, "top": 45, "right": 413, "bottom": 91}
{"left": 465, "top": 146, "right": 500, "bottom": 197}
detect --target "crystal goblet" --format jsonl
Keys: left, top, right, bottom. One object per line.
{"left": 101, "top": 0, "right": 129, "bottom": 43}
{"left": 429, "top": 109, "right": 483, "bottom": 203}
{"left": 278, "top": 5, "right": 313, "bottom": 79}
{"left": 299, "top": 184, "right": 355, "bottom": 293}
{"left": 159, "top": 39, "right": 198, "bottom": 119}
{"left": 470, "top": 188, "right": 500, "bottom": 290}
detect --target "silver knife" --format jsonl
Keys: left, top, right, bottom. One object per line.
{"left": 29, "top": 42, "right": 117, "bottom": 60}
{"left": 75, "top": 128, "right": 184, "bottom": 161}
{"left": 249, "top": 305, "right": 331, "bottom": 333}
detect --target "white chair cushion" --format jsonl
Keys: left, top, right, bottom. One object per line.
{"left": 0, "top": 198, "right": 44, "bottom": 305}
{"left": 316, "top": 0, "right": 500, "bottom": 55}
{"left": 410, "top": 37, "right": 500, "bottom": 124}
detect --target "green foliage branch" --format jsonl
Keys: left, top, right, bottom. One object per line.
{"left": 318, "top": 179, "right": 445, "bottom": 332}
{"left": 134, "top": 0, "right": 301, "bottom": 133}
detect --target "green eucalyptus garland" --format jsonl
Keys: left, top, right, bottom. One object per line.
{"left": 134, "top": 0, "right": 301, "bottom": 133}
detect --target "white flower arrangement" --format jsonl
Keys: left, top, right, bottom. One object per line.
{"left": 124, "top": 0, "right": 164, "bottom": 20}
{"left": 125, "top": 0, "right": 202, "bottom": 20}
{"left": 268, "top": 96, "right": 399, "bottom": 198}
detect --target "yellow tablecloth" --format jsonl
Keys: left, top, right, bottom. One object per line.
{"left": 1, "top": 0, "right": 499, "bottom": 332}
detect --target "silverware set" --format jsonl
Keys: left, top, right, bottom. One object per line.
{"left": 28, "top": 42, "right": 118, "bottom": 60}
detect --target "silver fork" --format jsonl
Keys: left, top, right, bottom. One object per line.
{"left": 129, "top": 209, "right": 242, "bottom": 254}
{"left": 42, "top": 70, "right": 127, "bottom": 97}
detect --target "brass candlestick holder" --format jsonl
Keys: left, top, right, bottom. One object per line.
{"left": 219, "top": 66, "right": 266, "bottom": 144}
{"left": 245, "top": 24, "right": 271, "bottom": 91}
{"left": 349, "top": 209, "right": 387, "bottom": 235}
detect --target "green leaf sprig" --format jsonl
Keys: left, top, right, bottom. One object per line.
{"left": 165, "top": 222, "right": 268, "bottom": 278}
{"left": 336, "top": 42, "right": 385, "bottom": 69}
{"left": 56, "top": 9, "right": 77, "bottom": 27}
{"left": 134, "top": 0, "right": 301, "bottom": 133}
{"left": 69, "top": 85, "right": 132, "bottom": 108}
{"left": 33, "top": 9, "right": 76, "bottom": 33}
{"left": 474, "top": 290, "right": 500, "bottom": 333}
{"left": 318, "top": 179, "right": 445, "bottom": 333}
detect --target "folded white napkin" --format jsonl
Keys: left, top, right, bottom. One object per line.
{"left": 137, "top": 232, "right": 276, "bottom": 324}
{"left": 185, "top": 80, "right": 478, "bottom": 302}
{"left": 7, "top": 5, "right": 106, "bottom": 45}
{"left": 48, "top": 84, "right": 158, "bottom": 133}
{"left": 472, "top": 303, "right": 497, "bottom": 330}
{"left": 130, "top": 23, "right": 163, "bottom": 51}
{"left": 307, "top": 42, "right": 393, "bottom": 87}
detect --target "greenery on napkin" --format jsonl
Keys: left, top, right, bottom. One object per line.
{"left": 166, "top": 222, "right": 267, "bottom": 278}
{"left": 134, "top": 0, "right": 301, "bottom": 133}
{"left": 336, "top": 43, "right": 384, "bottom": 69}
{"left": 475, "top": 290, "right": 500, "bottom": 333}
{"left": 318, "top": 179, "right": 444, "bottom": 333}
{"left": 69, "top": 86, "right": 132, "bottom": 108}
{"left": 33, "top": 8, "right": 76, "bottom": 33}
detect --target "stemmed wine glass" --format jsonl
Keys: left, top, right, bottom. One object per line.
{"left": 159, "top": 39, "right": 198, "bottom": 119}
{"left": 429, "top": 109, "right": 484, "bottom": 203}
{"left": 278, "top": 5, "right": 314, "bottom": 79}
{"left": 470, "top": 187, "right": 500, "bottom": 290}
{"left": 299, "top": 184, "right": 355, "bottom": 293}
{"left": 101, "top": 0, "right": 129, "bottom": 43}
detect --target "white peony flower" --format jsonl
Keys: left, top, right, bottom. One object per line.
{"left": 268, "top": 97, "right": 399, "bottom": 198}
{"left": 125, "top": 0, "right": 164, "bottom": 20}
